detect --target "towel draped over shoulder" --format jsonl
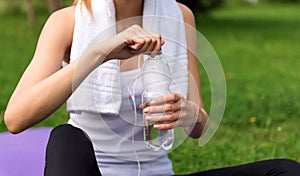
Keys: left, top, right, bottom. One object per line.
{"left": 67, "top": 0, "right": 189, "bottom": 115}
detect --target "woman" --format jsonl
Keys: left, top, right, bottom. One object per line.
{"left": 4, "top": 0, "right": 300, "bottom": 175}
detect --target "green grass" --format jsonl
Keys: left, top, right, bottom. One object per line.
{"left": 170, "top": 3, "right": 300, "bottom": 174}
{"left": 0, "top": 3, "right": 299, "bottom": 174}
{"left": 0, "top": 14, "right": 69, "bottom": 131}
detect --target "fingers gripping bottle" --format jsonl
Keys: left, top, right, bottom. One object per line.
{"left": 141, "top": 52, "right": 174, "bottom": 151}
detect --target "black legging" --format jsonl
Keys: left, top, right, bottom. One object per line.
{"left": 44, "top": 124, "right": 300, "bottom": 176}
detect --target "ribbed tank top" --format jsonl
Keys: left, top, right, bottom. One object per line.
{"left": 68, "top": 68, "right": 174, "bottom": 176}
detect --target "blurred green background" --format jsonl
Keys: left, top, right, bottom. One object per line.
{"left": 0, "top": 0, "right": 299, "bottom": 174}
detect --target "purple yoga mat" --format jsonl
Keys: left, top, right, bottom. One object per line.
{"left": 0, "top": 127, "right": 52, "bottom": 176}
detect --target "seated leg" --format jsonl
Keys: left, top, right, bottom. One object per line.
{"left": 44, "top": 124, "right": 101, "bottom": 176}
{"left": 185, "top": 158, "right": 300, "bottom": 176}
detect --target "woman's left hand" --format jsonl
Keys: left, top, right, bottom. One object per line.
{"left": 139, "top": 93, "right": 200, "bottom": 130}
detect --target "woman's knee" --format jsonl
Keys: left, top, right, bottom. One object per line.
{"left": 45, "top": 125, "right": 101, "bottom": 176}
{"left": 49, "top": 124, "right": 83, "bottom": 138}
{"left": 47, "top": 124, "right": 92, "bottom": 151}
{"left": 272, "top": 158, "right": 300, "bottom": 174}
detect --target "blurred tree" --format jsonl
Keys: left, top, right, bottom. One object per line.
{"left": 5, "top": 0, "right": 22, "bottom": 14}
{"left": 176, "top": 0, "right": 225, "bottom": 14}
{"left": 0, "top": 0, "right": 73, "bottom": 16}
{"left": 24, "top": 0, "right": 35, "bottom": 27}
{"left": 47, "top": 0, "right": 62, "bottom": 13}
{"left": 272, "top": 0, "right": 300, "bottom": 2}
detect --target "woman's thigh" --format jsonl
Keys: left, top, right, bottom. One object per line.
{"left": 182, "top": 159, "right": 300, "bottom": 176}
{"left": 44, "top": 124, "right": 101, "bottom": 176}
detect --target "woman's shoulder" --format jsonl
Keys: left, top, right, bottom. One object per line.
{"left": 43, "top": 6, "right": 75, "bottom": 46}
{"left": 48, "top": 6, "right": 75, "bottom": 26}
{"left": 43, "top": 6, "right": 75, "bottom": 40}
{"left": 176, "top": 2, "right": 196, "bottom": 27}
{"left": 39, "top": 6, "right": 75, "bottom": 62}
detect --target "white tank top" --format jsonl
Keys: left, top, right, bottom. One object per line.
{"left": 68, "top": 68, "right": 174, "bottom": 176}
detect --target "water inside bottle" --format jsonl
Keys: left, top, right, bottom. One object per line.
{"left": 129, "top": 53, "right": 174, "bottom": 151}
{"left": 142, "top": 91, "right": 174, "bottom": 151}
{"left": 144, "top": 112, "right": 174, "bottom": 151}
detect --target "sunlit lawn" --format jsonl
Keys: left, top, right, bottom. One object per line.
{"left": 0, "top": 3, "right": 299, "bottom": 175}
{"left": 171, "top": 3, "right": 300, "bottom": 174}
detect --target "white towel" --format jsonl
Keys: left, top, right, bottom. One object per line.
{"left": 67, "top": 0, "right": 188, "bottom": 114}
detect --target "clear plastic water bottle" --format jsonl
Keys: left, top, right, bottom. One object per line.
{"left": 141, "top": 52, "right": 174, "bottom": 151}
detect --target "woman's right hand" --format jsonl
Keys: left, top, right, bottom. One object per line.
{"left": 92, "top": 25, "right": 164, "bottom": 62}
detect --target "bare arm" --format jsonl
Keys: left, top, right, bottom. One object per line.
{"left": 4, "top": 7, "right": 164, "bottom": 134}
{"left": 178, "top": 3, "right": 209, "bottom": 138}
{"left": 4, "top": 7, "right": 76, "bottom": 133}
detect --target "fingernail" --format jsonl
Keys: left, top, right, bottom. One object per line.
{"left": 150, "top": 100, "right": 156, "bottom": 105}
{"left": 154, "top": 124, "right": 160, "bottom": 129}
{"left": 145, "top": 116, "right": 151, "bottom": 120}
{"left": 151, "top": 53, "right": 155, "bottom": 58}
{"left": 143, "top": 107, "right": 150, "bottom": 113}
